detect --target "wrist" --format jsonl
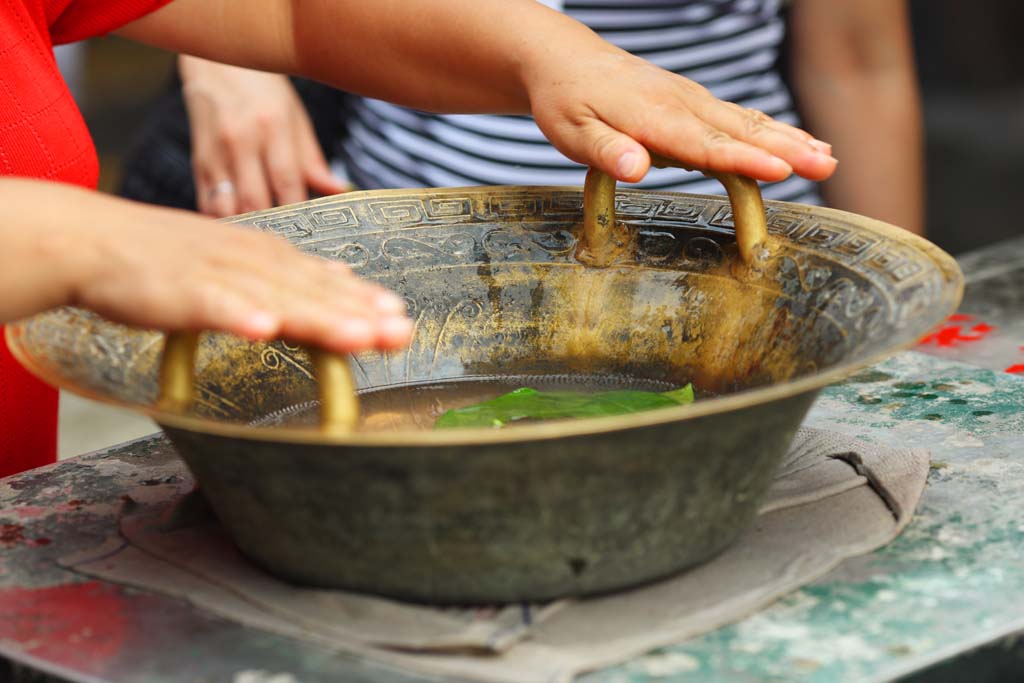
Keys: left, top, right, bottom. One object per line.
{"left": 178, "top": 53, "right": 209, "bottom": 81}
{"left": 179, "top": 54, "right": 232, "bottom": 97}
{"left": 516, "top": 16, "right": 631, "bottom": 121}
{"left": 40, "top": 187, "right": 111, "bottom": 312}
{"left": 0, "top": 180, "right": 103, "bottom": 320}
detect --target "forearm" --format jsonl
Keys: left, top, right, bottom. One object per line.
{"left": 789, "top": 0, "right": 924, "bottom": 235}
{"left": 0, "top": 179, "right": 93, "bottom": 323}
{"left": 121, "top": 0, "right": 838, "bottom": 188}
{"left": 122, "top": 0, "right": 603, "bottom": 115}
{"left": 796, "top": 69, "right": 924, "bottom": 235}
{"left": 292, "top": 0, "right": 605, "bottom": 114}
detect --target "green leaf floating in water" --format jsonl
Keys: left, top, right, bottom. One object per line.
{"left": 434, "top": 384, "right": 695, "bottom": 429}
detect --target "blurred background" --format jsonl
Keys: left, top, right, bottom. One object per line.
{"left": 910, "top": 1, "right": 1024, "bottom": 254}
{"left": 56, "top": 0, "right": 1023, "bottom": 457}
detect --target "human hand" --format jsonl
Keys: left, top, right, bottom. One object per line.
{"left": 524, "top": 41, "right": 838, "bottom": 185}
{"left": 180, "top": 56, "right": 350, "bottom": 217}
{"left": 0, "top": 180, "right": 411, "bottom": 354}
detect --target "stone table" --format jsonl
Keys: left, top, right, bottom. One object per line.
{"left": 3, "top": 239, "right": 1024, "bottom": 683}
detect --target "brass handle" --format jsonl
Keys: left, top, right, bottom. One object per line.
{"left": 308, "top": 348, "right": 360, "bottom": 435}
{"left": 156, "top": 332, "right": 359, "bottom": 434}
{"left": 582, "top": 156, "right": 769, "bottom": 268}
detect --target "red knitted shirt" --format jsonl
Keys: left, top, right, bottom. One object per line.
{"left": 0, "top": 0, "right": 173, "bottom": 477}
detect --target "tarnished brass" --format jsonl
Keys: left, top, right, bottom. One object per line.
{"left": 156, "top": 331, "right": 199, "bottom": 413}
{"left": 158, "top": 332, "right": 359, "bottom": 433}
{"left": 582, "top": 159, "right": 768, "bottom": 268}
{"left": 161, "top": 163, "right": 765, "bottom": 431}
{"left": 580, "top": 167, "right": 620, "bottom": 265}
{"left": 707, "top": 172, "right": 767, "bottom": 266}
{"left": 308, "top": 348, "right": 359, "bottom": 434}
{"left": 7, "top": 181, "right": 963, "bottom": 604}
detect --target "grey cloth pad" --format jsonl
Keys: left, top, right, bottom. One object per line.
{"left": 62, "top": 426, "right": 929, "bottom": 683}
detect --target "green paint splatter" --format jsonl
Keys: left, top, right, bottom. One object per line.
{"left": 843, "top": 369, "right": 895, "bottom": 384}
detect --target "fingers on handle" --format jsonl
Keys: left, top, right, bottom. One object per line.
{"left": 557, "top": 111, "right": 799, "bottom": 184}
{"left": 634, "top": 113, "right": 793, "bottom": 182}
{"left": 692, "top": 127, "right": 793, "bottom": 181}
{"left": 556, "top": 118, "right": 650, "bottom": 183}
{"left": 707, "top": 103, "right": 837, "bottom": 181}
{"left": 182, "top": 281, "right": 281, "bottom": 341}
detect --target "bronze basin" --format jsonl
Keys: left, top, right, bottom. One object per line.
{"left": 8, "top": 175, "right": 962, "bottom": 603}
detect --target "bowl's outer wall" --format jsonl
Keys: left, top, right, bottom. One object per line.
{"left": 165, "top": 388, "right": 817, "bottom": 603}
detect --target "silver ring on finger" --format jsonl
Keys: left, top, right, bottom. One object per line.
{"left": 208, "top": 179, "right": 236, "bottom": 201}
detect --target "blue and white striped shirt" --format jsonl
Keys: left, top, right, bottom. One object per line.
{"left": 336, "top": 0, "right": 820, "bottom": 204}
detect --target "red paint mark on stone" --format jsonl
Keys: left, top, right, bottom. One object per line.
{"left": 0, "top": 582, "right": 128, "bottom": 668}
{"left": 14, "top": 506, "right": 50, "bottom": 520}
{"left": 1006, "top": 364, "right": 1024, "bottom": 375}
{"left": 1, "top": 524, "right": 25, "bottom": 546}
{"left": 918, "top": 314, "right": 996, "bottom": 347}
{"left": 1, "top": 525, "right": 53, "bottom": 548}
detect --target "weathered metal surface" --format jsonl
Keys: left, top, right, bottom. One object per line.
{"left": 5, "top": 187, "right": 961, "bottom": 603}
{"left": 163, "top": 390, "right": 816, "bottom": 602}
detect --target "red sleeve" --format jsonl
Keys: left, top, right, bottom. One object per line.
{"left": 0, "top": 328, "right": 57, "bottom": 478}
{"left": 47, "top": 0, "right": 175, "bottom": 45}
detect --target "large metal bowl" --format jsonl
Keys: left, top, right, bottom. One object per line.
{"left": 8, "top": 184, "right": 962, "bottom": 603}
